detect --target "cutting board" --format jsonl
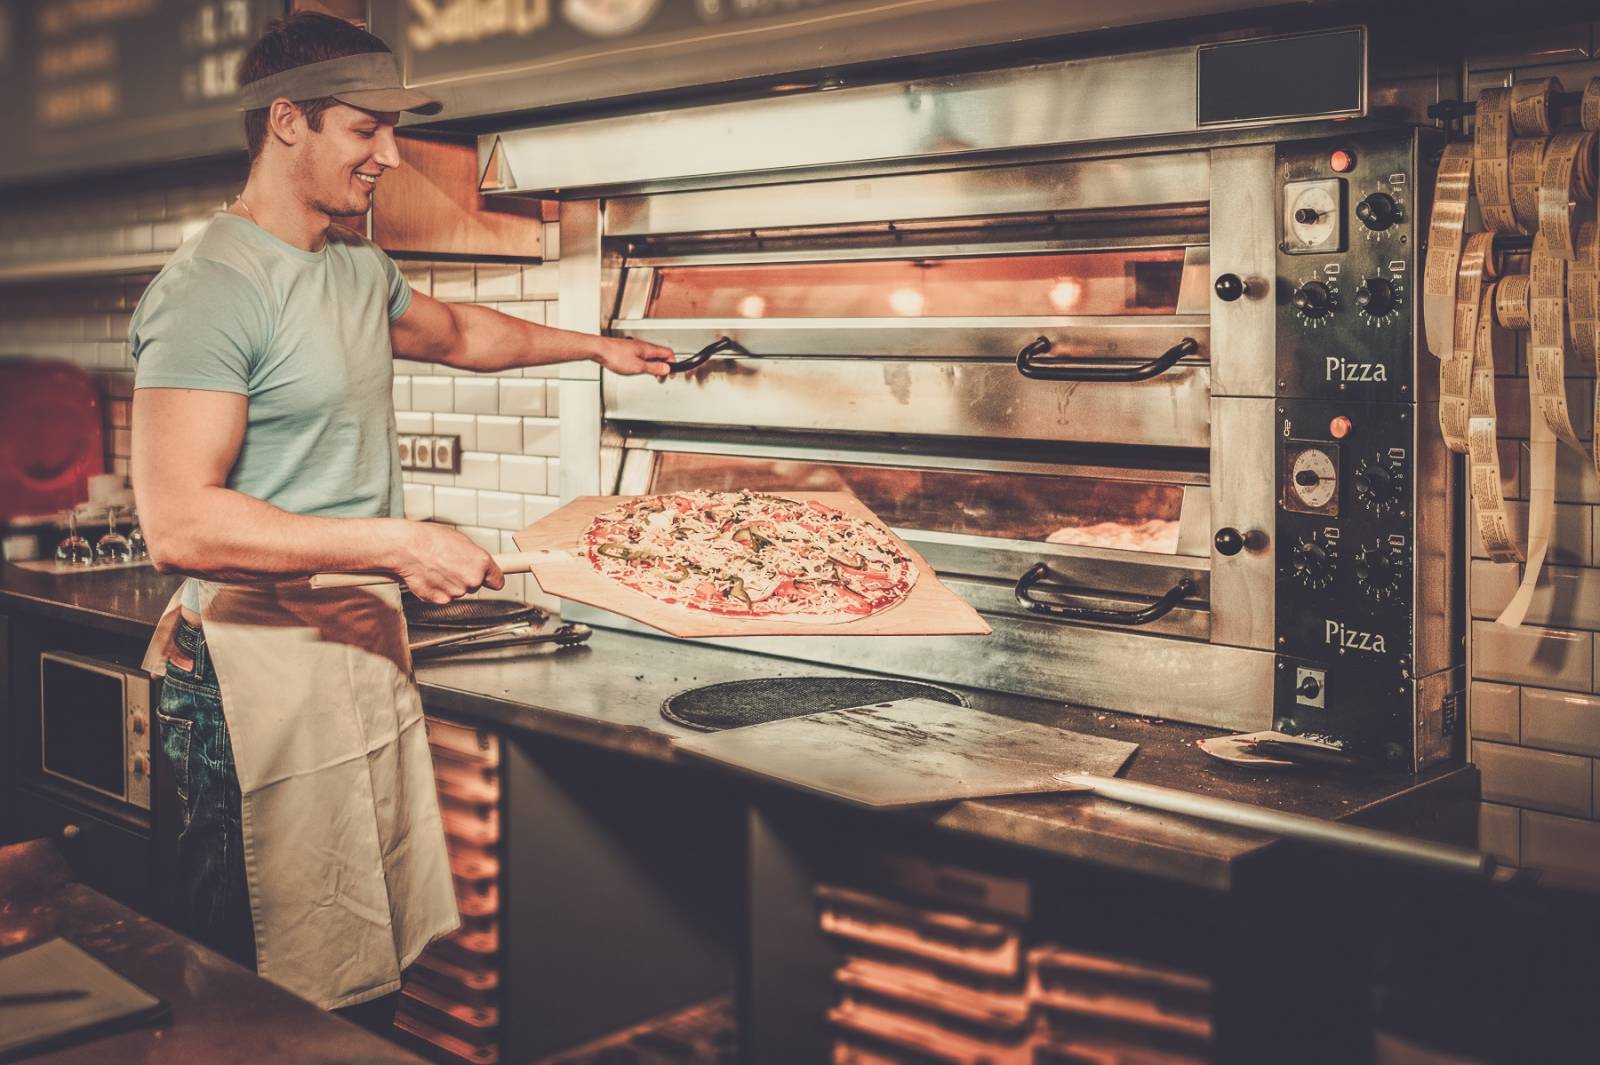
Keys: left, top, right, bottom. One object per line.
{"left": 513, "top": 492, "right": 991, "bottom": 639}
{"left": 674, "top": 697, "right": 1138, "bottom": 808}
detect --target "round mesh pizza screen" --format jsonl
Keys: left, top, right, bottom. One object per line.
{"left": 403, "top": 595, "right": 546, "bottom": 630}
{"left": 661, "top": 677, "right": 967, "bottom": 732}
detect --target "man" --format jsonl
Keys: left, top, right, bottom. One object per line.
{"left": 128, "top": 11, "right": 671, "bottom": 1030}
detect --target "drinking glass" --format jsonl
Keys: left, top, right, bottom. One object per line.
{"left": 55, "top": 509, "right": 94, "bottom": 566}
{"left": 95, "top": 505, "right": 132, "bottom": 564}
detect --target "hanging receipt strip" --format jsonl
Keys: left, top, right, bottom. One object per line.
{"left": 1423, "top": 76, "right": 1600, "bottom": 627}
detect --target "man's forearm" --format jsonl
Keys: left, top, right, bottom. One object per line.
{"left": 143, "top": 486, "right": 409, "bottom": 582}
{"left": 440, "top": 302, "right": 598, "bottom": 372}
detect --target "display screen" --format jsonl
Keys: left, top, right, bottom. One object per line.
{"left": 1197, "top": 28, "right": 1365, "bottom": 126}
{"left": 41, "top": 657, "right": 125, "bottom": 797}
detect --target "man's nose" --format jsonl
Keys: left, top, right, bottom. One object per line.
{"left": 373, "top": 126, "right": 401, "bottom": 170}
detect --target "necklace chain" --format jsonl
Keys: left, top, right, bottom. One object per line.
{"left": 235, "top": 194, "right": 255, "bottom": 219}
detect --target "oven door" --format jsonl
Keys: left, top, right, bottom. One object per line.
{"left": 606, "top": 238, "right": 1211, "bottom": 449}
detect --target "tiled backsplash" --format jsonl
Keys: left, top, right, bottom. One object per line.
{"left": 1462, "top": 39, "right": 1600, "bottom": 887}
{"left": 390, "top": 256, "right": 564, "bottom": 611}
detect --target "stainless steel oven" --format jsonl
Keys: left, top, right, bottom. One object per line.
{"left": 35, "top": 650, "right": 154, "bottom": 823}
{"left": 482, "top": 36, "right": 1462, "bottom": 769}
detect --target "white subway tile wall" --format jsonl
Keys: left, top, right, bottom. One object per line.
{"left": 1463, "top": 48, "right": 1600, "bottom": 884}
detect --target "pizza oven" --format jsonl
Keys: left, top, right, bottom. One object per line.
{"left": 480, "top": 34, "right": 1464, "bottom": 767}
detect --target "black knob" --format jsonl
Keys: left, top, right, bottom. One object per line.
{"left": 1354, "top": 461, "right": 1396, "bottom": 505}
{"left": 1292, "top": 281, "right": 1335, "bottom": 319}
{"left": 1294, "top": 468, "right": 1322, "bottom": 487}
{"left": 1214, "top": 273, "right": 1247, "bottom": 302}
{"left": 1355, "top": 277, "right": 1397, "bottom": 317}
{"left": 1297, "top": 675, "right": 1322, "bottom": 698}
{"left": 1354, "top": 546, "right": 1391, "bottom": 585}
{"left": 1294, "top": 207, "right": 1322, "bottom": 225}
{"left": 1214, "top": 527, "right": 1245, "bottom": 556}
{"left": 1356, "top": 192, "right": 1400, "bottom": 231}
{"left": 1293, "top": 540, "right": 1327, "bottom": 574}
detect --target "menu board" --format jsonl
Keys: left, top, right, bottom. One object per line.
{"left": 373, "top": 0, "right": 1286, "bottom": 122}
{"left": 0, "top": 0, "right": 284, "bottom": 187}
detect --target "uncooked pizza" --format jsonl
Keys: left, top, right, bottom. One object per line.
{"left": 582, "top": 491, "right": 918, "bottom": 622}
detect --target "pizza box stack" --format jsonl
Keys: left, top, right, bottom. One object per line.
{"left": 513, "top": 492, "right": 992, "bottom": 639}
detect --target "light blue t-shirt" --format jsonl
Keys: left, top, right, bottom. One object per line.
{"left": 130, "top": 212, "right": 413, "bottom": 605}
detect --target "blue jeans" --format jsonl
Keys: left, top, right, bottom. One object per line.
{"left": 156, "top": 616, "right": 256, "bottom": 969}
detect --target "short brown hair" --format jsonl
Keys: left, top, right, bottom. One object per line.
{"left": 239, "top": 12, "right": 390, "bottom": 162}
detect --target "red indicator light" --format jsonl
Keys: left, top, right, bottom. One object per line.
{"left": 1329, "top": 416, "right": 1353, "bottom": 439}
{"left": 1330, "top": 150, "right": 1356, "bottom": 173}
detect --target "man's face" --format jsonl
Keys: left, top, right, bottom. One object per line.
{"left": 292, "top": 103, "right": 400, "bottom": 218}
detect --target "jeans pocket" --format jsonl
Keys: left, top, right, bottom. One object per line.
{"left": 156, "top": 710, "right": 194, "bottom": 814}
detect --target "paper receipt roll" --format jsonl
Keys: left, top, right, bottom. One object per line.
{"left": 1584, "top": 77, "right": 1600, "bottom": 131}
{"left": 1423, "top": 141, "right": 1475, "bottom": 359}
{"left": 1528, "top": 232, "right": 1587, "bottom": 459}
{"left": 1509, "top": 77, "right": 1560, "bottom": 136}
{"left": 1467, "top": 282, "right": 1522, "bottom": 564}
{"left": 1536, "top": 131, "right": 1594, "bottom": 261}
{"left": 1474, "top": 88, "right": 1518, "bottom": 234}
{"left": 1440, "top": 231, "right": 1500, "bottom": 452}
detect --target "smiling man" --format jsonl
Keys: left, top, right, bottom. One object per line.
{"left": 126, "top": 11, "right": 670, "bottom": 1033}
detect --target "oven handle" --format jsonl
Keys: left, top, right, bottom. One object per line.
{"left": 1014, "top": 563, "right": 1196, "bottom": 625}
{"left": 1015, "top": 335, "right": 1200, "bottom": 382}
{"left": 666, "top": 336, "right": 751, "bottom": 374}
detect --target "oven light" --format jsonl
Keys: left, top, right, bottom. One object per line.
{"left": 737, "top": 293, "right": 767, "bottom": 318}
{"left": 888, "top": 286, "right": 926, "bottom": 316}
{"left": 1048, "top": 278, "right": 1083, "bottom": 312}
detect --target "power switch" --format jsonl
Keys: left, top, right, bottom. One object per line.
{"left": 1295, "top": 666, "right": 1326, "bottom": 710}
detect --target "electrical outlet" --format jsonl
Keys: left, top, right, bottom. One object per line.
{"left": 431, "top": 434, "right": 459, "bottom": 472}
{"left": 413, "top": 436, "right": 435, "bottom": 470}
{"left": 397, "top": 435, "right": 415, "bottom": 467}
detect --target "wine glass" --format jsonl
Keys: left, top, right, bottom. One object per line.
{"left": 127, "top": 516, "right": 148, "bottom": 561}
{"left": 96, "top": 505, "right": 132, "bottom": 564}
{"left": 55, "top": 509, "right": 94, "bottom": 566}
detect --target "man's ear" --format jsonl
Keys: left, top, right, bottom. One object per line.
{"left": 265, "top": 98, "right": 304, "bottom": 149}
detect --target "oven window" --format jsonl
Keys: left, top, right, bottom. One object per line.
{"left": 647, "top": 249, "right": 1189, "bottom": 319}
{"left": 41, "top": 658, "right": 125, "bottom": 797}
{"left": 650, "top": 453, "right": 1184, "bottom": 553}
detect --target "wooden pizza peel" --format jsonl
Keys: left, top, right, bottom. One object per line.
{"left": 674, "top": 697, "right": 1138, "bottom": 808}
{"left": 512, "top": 492, "right": 991, "bottom": 639}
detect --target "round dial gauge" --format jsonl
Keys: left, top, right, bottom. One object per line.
{"left": 1287, "top": 184, "right": 1339, "bottom": 250}
{"left": 1289, "top": 448, "right": 1338, "bottom": 511}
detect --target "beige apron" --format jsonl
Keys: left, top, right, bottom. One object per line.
{"left": 144, "top": 580, "right": 458, "bottom": 1010}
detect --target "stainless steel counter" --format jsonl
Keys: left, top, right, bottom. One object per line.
{"left": 1, "top": 564, "right": 1478, "bottom": 890}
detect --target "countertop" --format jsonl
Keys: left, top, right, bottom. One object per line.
{"left": 0, "top": 839, "right": 429, "bottom": 1065}
{"left": 0, "top": 564, "right": 1479, "bottom": 890}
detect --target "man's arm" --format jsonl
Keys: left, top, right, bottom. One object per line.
{"left": 390, "top": 289, "right": 674, "bottom": 376}
{"left": 131, "top": 387, "right": 502, "bottom": 603}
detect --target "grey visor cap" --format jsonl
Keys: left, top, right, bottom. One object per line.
{"left": 237, "top": 52, "right": 442, "bottom": 116}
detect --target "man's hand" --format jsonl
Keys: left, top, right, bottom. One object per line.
{"left": 390, "top": 521, "right": 505, "bottom": 604}
{"left": 592, "top": 336, "right": 674, "bottom": 378}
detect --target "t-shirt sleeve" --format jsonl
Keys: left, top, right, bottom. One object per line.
{"left": 377, "top": 245, "right": 413, "bottom": 322}
{"left": 130, "top": 259, "right": 270, "bottom": 395}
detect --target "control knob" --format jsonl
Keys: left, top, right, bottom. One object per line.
{"left": 1353, "top": 457, "right": 1402, "bottom": 512}
{"left": 1356, "top": 192, "right": 1400, "bottom": 231}
{"left": 1291, "top": 534, "right": 1336, "bottom": 590}
{"left": 1354, "top": 543, "right": 1404, "bottom": 600}
{"left": 131, "top": 712, "right": 147, "bottom": 736}
{"left": 131, "top": 754, "right": 150, "bottom": 778}
{"left": 1355, "top": 277, "right": 1399, "bottom": 318}
{"left": 1292, "top": 281, "right": 1335, "bottom": 319}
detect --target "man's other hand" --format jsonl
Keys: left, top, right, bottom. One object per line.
{"left": 392, "top": 521, "right": 505, "bottom": 603}
{"left": 593, "top": 336, "right": 674, "bottom": 378}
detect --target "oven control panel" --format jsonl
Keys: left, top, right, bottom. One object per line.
{"left": 1271, "top": 129, "right": 1460, "bottom": 769}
